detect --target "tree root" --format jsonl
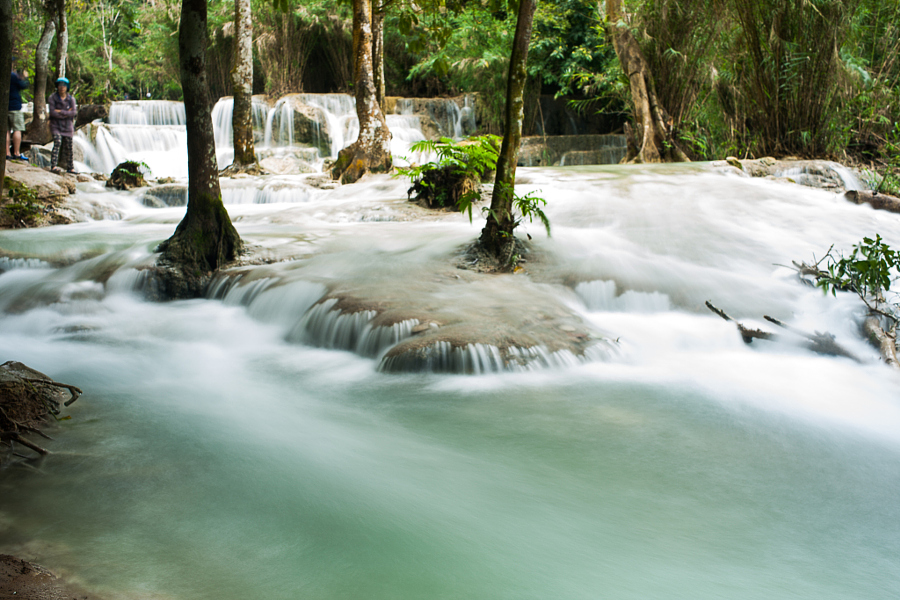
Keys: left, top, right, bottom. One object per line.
{"left": 0, "top": 361, "right": 82, "bottom": 463}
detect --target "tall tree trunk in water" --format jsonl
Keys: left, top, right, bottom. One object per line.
{"left": 156, "top": 0, "right": 242, "bottom": 299}
{"left": 372, "top": 0, "right": 386, "bottom": 111}
{"left": 0, "top": 0, "right": 12, "bottom": 198}
{"left": 330, "top": 0, "right": 391, "bottom": 184}
{"left": 231, "top": 0, "right": 255, "bottom": 166}
{"left": 53, "top": 0, "right": 67, "bottom": 78}
{"left": 605, "top": 0, "right": 688, "bottom": 163}
{"left": 478, "top": 0, "right": 537, "bottom": 265}
{"left": 28, "top": 10, "right": 55, "bottom": 144}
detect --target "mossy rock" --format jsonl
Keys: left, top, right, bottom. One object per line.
{"left": 107, "top": 161, "right": 148, "bottom": 190}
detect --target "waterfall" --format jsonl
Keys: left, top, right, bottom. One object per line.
{"left": 75, "top": 95, "right": 475, "bottom": 179}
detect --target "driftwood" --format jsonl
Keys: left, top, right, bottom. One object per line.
{"left": 844, "top": 190, "right": 900, "bottom": 214}
{"left": 786, "top": 257, "right": 900, "bottom": 369}
{"left": 0, "top": 361, "right": 82, "bottom": 461}
{"left": 762, "top": 315, "right": 860, "bottom": 361}
{"left": 706, "top": 301, "right": 860, "bottom": 361}
{"left": 862, "top": 317, "right": 900, "bottom": 369}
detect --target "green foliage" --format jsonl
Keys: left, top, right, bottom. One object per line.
{"left": 817, "top": 235, "right": 900, "bottom": 320}
{"left": 397, "top": 135, "right": 499, "bottom": 213}
{"left": 398, "top": 135, "right": 499, "bottom": 182}
{"left": 405, "top": 0, "right": 618, "bottom": 131}
{"left": 479, "top": 181, "right": 551, "bottom": 239}
{"left": 1, "top": 179, "right": 42, "bottom": 227}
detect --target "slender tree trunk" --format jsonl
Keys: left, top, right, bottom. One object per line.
{"left": 156, "top": 0, "right": 242, "bottom": 298}
{"left": 27, "top": 14, "right": 55, "bottom": 143}
{"left": 605, "top": 0, "right": 688, "bottom": 163}
{"left": 478, "top": 0, "right": 537, "bottom": 264}
{"left": 54, "top": 0, "right": 67, "bottom": 78}
{"left": 231, "top": 0, "right": 255, "bottom": 166}
{"left": 372, "top": 1, "right": 386, "bottom": 111}
{"left": 0, "top": 0, "right": 12, "bottom": 199}
{"left": 330, "top": 0, "right": 392, "bottom": 184}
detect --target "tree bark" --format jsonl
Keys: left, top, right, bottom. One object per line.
{"left": 0, "top": 0, "right": 11, "bottom": 199}
{"left": 605, "top": 0, "right": 688, "bottom": 163}
{"left": 156, "top": 0, "right": 242, "bottom": 298}
{"left": 372, "top": 1, "right": 386, "bottom": 111}
{"left": 331, "top": 0, "right": 392, "bottom": 184}
{"left": 27, "top": 12, "right": 55, "bottom": 144}
{"left": 478, "top": 0, "right": 537, "bottom": 264}
{"left": 53, "top": 0, "right": 67, "bottom": 79}
{"left": 231, "top": 0, "right": 255, "bottom": 166}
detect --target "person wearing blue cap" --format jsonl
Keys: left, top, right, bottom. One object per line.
{"left": 48, "top": 76, "right": 77, "bottom": 174}
{"left": 7, "top": 56, "right": 30, "bottom": 161}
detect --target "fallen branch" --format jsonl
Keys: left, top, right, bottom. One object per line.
{"left": 844, "top": 190, "right": 900, "bottom": 214}
{"left": 862, "top": 317, "right": 900, "bottom": 369}
{"left": 705, "top": 301, "right": 778, "bottom": 344}
{"left": 763, "top": 315, "right": 860, "bottom": 361}
{"left": 707, "top": 301, "right": 859, "bottom": 360}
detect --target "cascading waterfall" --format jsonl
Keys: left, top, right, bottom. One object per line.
{"left": 76, "top": 100, "right": 189, "bottom": 177}
{"left": 75, "top": 94, "right": 475, "bottom": 180}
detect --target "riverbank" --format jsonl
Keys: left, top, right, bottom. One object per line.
{"left": 0, "top": 553, "right": 104, "bottom": 599}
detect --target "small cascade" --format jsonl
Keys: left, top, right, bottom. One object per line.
{"left": 284, "top": 299, "right": 423, "bottom": 358}
{"left": 108, "top": 100, "right": 186, "bottom": 126}
{"left": 575, "top": 280, "right": 672, "bottom": 313}
{"left": 772, "top": 161, "right": 865, "bottom": 191}
{"left": 0, "top": 257, "right": 51, "bottom": 273}
{"left": 379, "top": 340, "right": 615, "bottom": 374}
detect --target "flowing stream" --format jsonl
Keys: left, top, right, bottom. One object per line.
{"left": 2, "top": 118, "right": 900, "bottom": 597}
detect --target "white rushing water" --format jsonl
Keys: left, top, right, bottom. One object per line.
{"left": 1, "top": 164, "right": 899, "bottom": 600}
{"left": 75, "top": 95, "right": 473, "bottom": 178}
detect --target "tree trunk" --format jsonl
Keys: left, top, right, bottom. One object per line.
{"left": 372, "top": 2, "right": 386, "bottom": 111}
{"left": 27, "top": 13, "right": 55, "bottom": 144}
{"left": 478, "top": 0, "right": 537, "bottom": 264}
{"left": 231, "top": 0, "right": 255, "bottom": 166}
{"left": 53, "top": 0, "right": 67, "bottom": 78}
{"left": 156, "top": 0, "right": 242, "bottom": 299}
{"left": 330, "top": 0, "right": 392, "bottom": 184}
{"left": 605, "top": 0, "right": 688, "bottom": 163}
{"left": 0, "top": 0, "right": 11, "bottom": 199}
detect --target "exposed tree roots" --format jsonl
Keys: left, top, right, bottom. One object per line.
{"left": 0, "top": 361, "right": 82, "bottom": 465}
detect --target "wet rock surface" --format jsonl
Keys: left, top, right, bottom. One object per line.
{"left": 713, "top": 157, "right": 863, "bottom": 191}
{"left": 0, "top": 554, "right": 100, "bottom": 600}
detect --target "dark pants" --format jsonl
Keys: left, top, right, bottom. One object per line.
{"left": 51, "top": 135, "right": 74, "bottom": 171}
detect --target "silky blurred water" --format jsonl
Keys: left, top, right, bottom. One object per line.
{"left": 1, "top": 164, "right": 899, "bottom": 599}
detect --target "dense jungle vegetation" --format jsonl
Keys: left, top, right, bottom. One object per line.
{"left": 7, "top": 0, "right": 900, "bottom": 175}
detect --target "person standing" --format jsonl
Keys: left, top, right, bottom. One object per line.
{"left": 48, "top": 77, "right": 77, "bottom": 174}
{"left": 7, "top": 57, "right": 29, "bottom": 161}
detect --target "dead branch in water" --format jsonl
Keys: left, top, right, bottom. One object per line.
{"left": 706, "top": 301, "right": 859, "bottom": 361}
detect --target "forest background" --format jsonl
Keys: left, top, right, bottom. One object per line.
{"left": 7, "top": 0, "right": 900, "bottom": 184}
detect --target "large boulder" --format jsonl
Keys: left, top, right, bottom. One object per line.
{"left": 76, "top": 104, "right": 109, "bottom": 128}
{"left": 3, "top": 160, "right": 75, "bottom": 200}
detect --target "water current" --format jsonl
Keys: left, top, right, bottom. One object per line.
{"left": 0, "top": 103, "right": 899, "bottom": 599}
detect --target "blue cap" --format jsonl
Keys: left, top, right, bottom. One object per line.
{"left": 56, "top": 77, "right": 69, "bottom": 88}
